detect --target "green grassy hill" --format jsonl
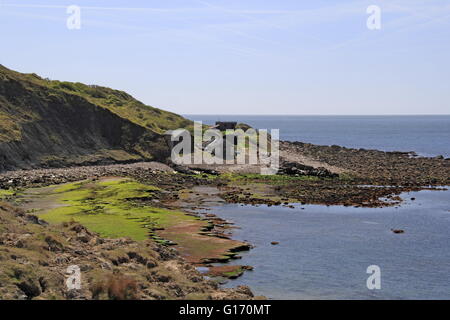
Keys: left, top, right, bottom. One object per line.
{"left": 0, "top": 65, "right": 192, "bottom": 171}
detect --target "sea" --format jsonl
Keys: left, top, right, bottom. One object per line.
{"left": 185, "top": 115, "right": 450, "bottom": 158}
{"left": 185, "top": 115, "right": 450, "bottom": 300}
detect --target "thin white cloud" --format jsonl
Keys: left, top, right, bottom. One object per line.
{"left": 1, "top": 3, "right": 205, "bottom": 13}
{"left": 316, "top": 0, "right": 450, "bottom": 54}
{"left": 3, "top": 0, "right": 450, "bottom": 58}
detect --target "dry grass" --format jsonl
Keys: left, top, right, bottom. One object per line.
{"left": 90, "top": 274, "right": 138, "bottom": 300}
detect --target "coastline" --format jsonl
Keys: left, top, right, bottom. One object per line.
{"left": 0, "top": 140, "right": 449, "bottom": 299}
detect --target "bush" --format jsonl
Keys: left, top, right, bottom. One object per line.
{"left": 90, "top": 274, "right": 138, "bottom": 300}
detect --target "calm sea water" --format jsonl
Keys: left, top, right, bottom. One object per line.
{"left": 206, "top": 190, "right": 450, "bottom": 300}
{"left": 185, "top": 115, "right": 450, "bottom": 157}
{"left": 185, "top": 115, "right": 450, "bottom": 299}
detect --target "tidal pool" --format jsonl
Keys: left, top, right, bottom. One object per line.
{"left": 205, "top": 189, "right": 450, "bottom": 299}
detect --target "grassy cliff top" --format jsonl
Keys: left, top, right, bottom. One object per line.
{"left": 0, "top": 65, "right": 192, "bottom": 137}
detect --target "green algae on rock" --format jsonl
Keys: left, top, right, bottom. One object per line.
{"left": 21, "top": 177, "right": 249, "bottom": 265}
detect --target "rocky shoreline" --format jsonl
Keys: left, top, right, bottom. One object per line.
{"left": 1, "top": 140, "right": 449, "bottom": 299}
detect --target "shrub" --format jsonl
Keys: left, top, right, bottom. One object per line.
{"left": 90, "top": 274, "right": 138, "bottom": 300}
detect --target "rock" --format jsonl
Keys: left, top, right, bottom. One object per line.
{"left": 229, "top": 243, "right": 251, "bottom": 252}
{"left": 277, "top": 161, "right": 338, "bottom": 178}
{"left": 235, "top": 285, "right": 254, "bottom": 297}
{"left": 17, "top": 280, "right": 41, "bottom": 299}
{"left": 14, "top": 240, "right": 24, "bottom": 248}
{"left": 100, "top": 262, "right": 113, "bottom": 270}
{"left": 38, "top": 277, "right": 48, "bottom": 292}
{"left": 53, "top": 255, "right": 71, "bottom": 264}
{"left": 206, "top": 265, "right": 245, "bottom": 279}
{"left": 38, "top": 260, "right": 49, "bottom": 267}
{"left": 155, "top": 274, "right": 171, "bottom": 283}
{"left": 65, "top": 289, "right": 85, "bottom": 300}
{"left": 45, "top": 236, "right": 64, "bottom": 252}
{"left": 24, "top": 214, "right": 47, "bottom": 225}
{"left": 127, "top": 251, "right": 151, "bottom": 266}
{"left": 88, "top": 237, "right": 103, "bottom": 246}
{"left": 76, "top": 232, "right": 91, "bottom": 243}
{"left": 146, "top": 260, "right": 158, "bottom": 268}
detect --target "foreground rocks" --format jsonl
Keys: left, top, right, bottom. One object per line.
{"left": 0, "top": 202, "right": 256, "bottom": 300}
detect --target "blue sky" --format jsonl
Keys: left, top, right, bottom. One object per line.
{"left": 1, "top": 0, "right": 449, "bottom": 115}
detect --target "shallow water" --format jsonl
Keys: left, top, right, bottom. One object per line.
{"left": 204, "top": 189, "right": 450, "bottom": 299}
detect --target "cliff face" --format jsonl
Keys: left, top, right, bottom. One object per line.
{"left": 0, "top": 65, "right": 191, "bottom": 171}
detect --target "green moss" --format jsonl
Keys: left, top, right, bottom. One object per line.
{"left": 223, "top": 268, "right": 244, "bottom": 278}
{"left": 0, "top": 189, "right": 15, "bottom": 199}
{"left": 39, "top": 178, "right": 194, "bottom": 241}
{"left": 338, "top": 173, "right": 356, "bottom": 181}
{"left": 53, "top": 181, "right": 86, "bottom": 193}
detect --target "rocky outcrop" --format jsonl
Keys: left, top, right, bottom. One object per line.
{"left": 278, "top": 161, "right": 338, "bottom": 178}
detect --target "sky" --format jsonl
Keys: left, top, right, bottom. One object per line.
{"left": 0, "top": 0, "right": 449, "bottom": 115}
